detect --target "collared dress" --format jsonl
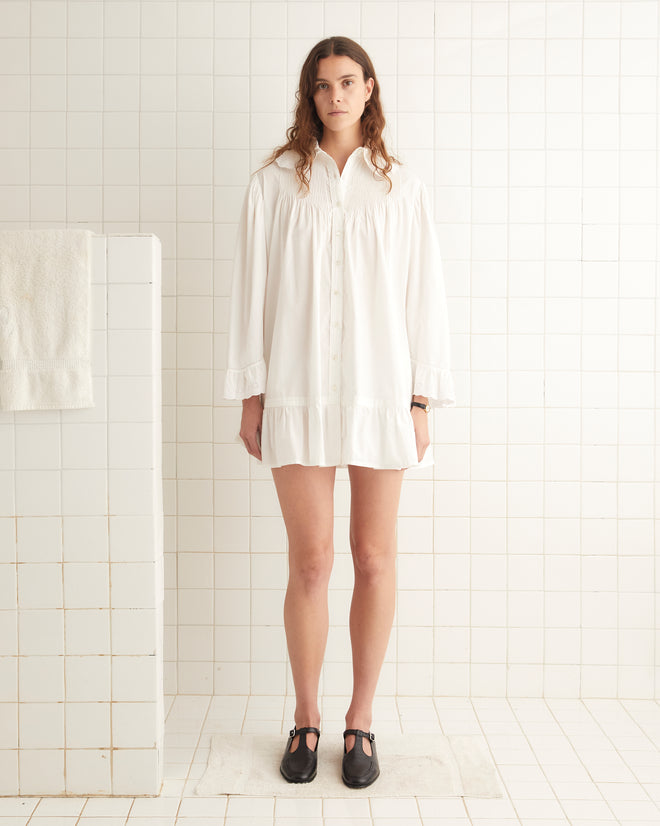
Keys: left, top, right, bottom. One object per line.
{"left": 224, "top": 143, "right": 456, "bottom": 470}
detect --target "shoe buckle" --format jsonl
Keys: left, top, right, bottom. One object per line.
{"left": 289, "top": 728, "right": 296, "bottom": 737}
{"left": 369, "top": 732, "right": 375, "bottom": 741}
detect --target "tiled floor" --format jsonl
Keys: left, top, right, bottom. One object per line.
{"left": 2, "top": 695, "right": 660, "bottom": 825}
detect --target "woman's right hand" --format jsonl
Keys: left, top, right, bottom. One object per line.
{"left": 240, "top": 394, "right": 264, "bottom": 461}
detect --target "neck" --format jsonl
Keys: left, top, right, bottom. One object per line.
{"left": 319, "top": 126, "right": 363, "bottom": 174}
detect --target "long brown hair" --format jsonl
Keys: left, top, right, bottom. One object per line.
{"left": 264, "top": 36, "right": 398, "bottom": 193}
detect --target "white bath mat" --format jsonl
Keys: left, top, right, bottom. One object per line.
{"left": 195, "top": 732, "right": 504, "bottom": 798}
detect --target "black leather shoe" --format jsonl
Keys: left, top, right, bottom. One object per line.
{"left": 280, "top": 725, "right": 320, "bottom": 783}
{"left": 342, "top": 728, "right": 380, "bottom": 788}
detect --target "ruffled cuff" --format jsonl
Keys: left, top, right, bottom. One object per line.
{"left": 411, "top": 360, "right": 456, "bottom": 408}
{"left": 224, "top": 358, "right": 267, "bottom": 400}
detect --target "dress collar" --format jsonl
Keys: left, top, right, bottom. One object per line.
{"left": 274, "top": 141, "right": 379, "bottom": 173}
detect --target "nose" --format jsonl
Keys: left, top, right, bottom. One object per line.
{"left": 330, "top": 86, "right": 343, "bottom": 103}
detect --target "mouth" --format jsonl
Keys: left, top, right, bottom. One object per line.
{"left": 329, "top": 111, "right": 347, "bottom": 116}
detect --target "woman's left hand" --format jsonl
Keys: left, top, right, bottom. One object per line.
{"left": 411, "top": 406, "right": 431, "bottom": 462}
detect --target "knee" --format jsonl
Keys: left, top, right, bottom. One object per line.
{"left": 289, "top": 544, "right": 333, "bottom": 591}
{"left": 350, "top": 539, "right": 395, "bottom": 584}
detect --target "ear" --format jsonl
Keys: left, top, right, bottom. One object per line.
{"left": 365, "top": 77, "right": 375, "bottom": 100}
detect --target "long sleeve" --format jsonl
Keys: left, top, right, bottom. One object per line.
{"left": 223, "top": 174, "right": 268, "bottom": 400}
{"left": 405, "top": 183, "right": 456, "bottom": 408}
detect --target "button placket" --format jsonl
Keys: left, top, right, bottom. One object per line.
{"left": 329, "top": 169, "right": 344, "bottom": 400}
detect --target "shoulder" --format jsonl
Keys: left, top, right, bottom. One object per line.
{"left": 392, "top": 160, "right": 425, "bottom": 190}
{"left": 248, "top": 150, "right": 300, "bottom": 193}
{"left": 387, "top": 160, "right": 429, "bottom": 207}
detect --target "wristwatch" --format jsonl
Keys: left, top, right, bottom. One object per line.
{"left": 410, "top": 401, "right": 431, "bottom": 413}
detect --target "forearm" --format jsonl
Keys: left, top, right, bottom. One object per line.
{"left": 412, "top": 394, "right": 429, "bottom": 405}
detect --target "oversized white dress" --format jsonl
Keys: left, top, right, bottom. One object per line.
{"left": 223, "top": 142, "right": 456, "bottom": 470}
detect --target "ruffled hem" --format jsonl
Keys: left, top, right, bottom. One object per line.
{"left": 255, "top": 402, "right": 434, "bottom": 471}
{"left": 411, "top": 361, "right": 456, "bottom": 408}
{"left": 224, "top": 358, "right": 267, "bottom": 400}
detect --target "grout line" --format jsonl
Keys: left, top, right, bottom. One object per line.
{"left": 467, "top": 0, "right": 473, "bottom": 707}
{"left": 248, "top": 0, "right": 254, "bottom": 702}
{"left": 27, "top": 0, "right": 31, "bottom": 227}
{"left": 506, "top": 0, "right": 512, "bottom": 701}
{"left": 654, "top": 0, "right": 659, "bottom": 704}
{"left": 593, "top": 698, "right": 660, "bottom": 817}
{"left": 211, "top": 0, "right": 217, "bottom": 704}
{"left": 16, "top": 0, "right": 33, "bottom": 800}
{"left": 543, "top": 698, "right": 623, "bottom": 822}
{"left": 137, "top": 0, "right": 142, "bottom": 236}
{"left": 64, "top": 0, "right": 68, "bottom": 228}
{"left": 613, "top": 0, "right": 619, "bottom": 703}
{"left": 394, "top": 0, "right": 400, "bottom": 705}
{"left": 178, "top": 693, "right": 213, "bottom": 812}
{"left": 106, "top": 239, "right": 113, "bottom": 792}
{"left": 430, "top": 0, "right": 437, "bottom": 703}
{"left": 100, "top": 1, "right": 113, "bottom": 793}
{"left": 173, "top": 0, "right": 179, "bottom": 699}
{"left": 61, "top": 0, "right": 68, "bottom": 793}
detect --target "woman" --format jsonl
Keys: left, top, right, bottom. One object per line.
{"left": 224, "top": 36, "right": 455, "bottom": 788}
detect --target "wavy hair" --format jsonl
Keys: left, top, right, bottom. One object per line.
{"left": 263, "top": 36, "right": 398, "bottom": 193}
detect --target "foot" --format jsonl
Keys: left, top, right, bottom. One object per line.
{"left": 280, "top": 725, "right": 321, "bottom": 784}
{"left": 341, "top": 728, "right": 380, "bottom": 789}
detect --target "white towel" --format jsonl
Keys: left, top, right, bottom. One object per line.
{"left": 0, "top": 228, "right": 94, "bottom": 411}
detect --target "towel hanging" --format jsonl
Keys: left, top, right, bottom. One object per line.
{"left": 0, "top": 228, "right": 94, "bottom": 411}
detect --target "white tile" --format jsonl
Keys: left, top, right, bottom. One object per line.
{"left": 227, "top": 796, "right": 275, "bottom": 817}
{"left": 176, "top": 796, "right": 228, "bottom": 817}
{"left": 65, "top": 702, "right": 111, "bottom": 749}
{"left": 17, "top": 570, "right": 59, "bottom": 626}
{"left": 61, "top": 469, "right": 108, "bottom": 516}
{"left": 17, "top": 517, "right": 61, "bottom": 562}
{"left": 322, "top": 798, "right": 372, "bottom": 818}
{"left": 110, "top": 608, "right": 157, "bottom": 655}
{"left": 274, "top": 797, "right": 322, "bottom": 817}
{"left": 14, "top": 470, "right": 60, "bottom": 516}
{"left": 65, "top": 655, "right": 111, "bottom": 702}
{"left": 110, "top": 562, "right": 156, "bottom": 609}
{"left": 225, "top": 820, "right": 273, "bottom": 826}
{"left": 128, "top": 795, "right": 180, "bottom": 817}
{"left": 251, "top": 3, "right": 286, "bottom": 38}
{"left": 141, "top": 2, "right": 176, "bottom": 38}
{"left": 373, "top": 819, "right": 423, "bottom": 826}
{"left": 34, "top": 796, "right": 85, "bottom": 815}
{"left": 371, "top": 798, "right": 422, "bottom": 818}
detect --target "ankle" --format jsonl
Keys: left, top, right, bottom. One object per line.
{"left": 344, "top": 713, "right": 372, "bottom": 733}
{"left": 294, "top": 712, "right": 321, "bottom": 730}
{"left": 343, "top": 717, "right": 373, "bottom": 757}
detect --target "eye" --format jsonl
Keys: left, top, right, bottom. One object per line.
{"left": 316, "top": 82, "right": 328, "bottom": 90}
{"left": 343, "top": 80, "right": 353, "bottom": 86}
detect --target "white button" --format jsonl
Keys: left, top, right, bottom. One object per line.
{"left": 332, "top": 354, "right": 337, "bottom": 360}
{"left": 334, "top": 290, "right": 339, "bottom": 295}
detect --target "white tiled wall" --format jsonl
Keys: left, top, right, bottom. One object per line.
{"left": 0, "top": 0, "right": 657, "bottom": 708}
{"left": 0, "top": 235, "right": 164, "bottom": 796}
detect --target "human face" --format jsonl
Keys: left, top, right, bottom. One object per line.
{"left": 312, "top": 54, "right": 374, "bottom": 139}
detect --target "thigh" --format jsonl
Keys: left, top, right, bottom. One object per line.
{"left": 271, "top": 464, "right": 337, "bottom": 549}
{"left": 347, "top": 465, "right": 405, "bottom": 550}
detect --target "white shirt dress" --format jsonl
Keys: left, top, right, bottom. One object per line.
{"left": 224, "top": 142, "right": 456, "bottom": 470}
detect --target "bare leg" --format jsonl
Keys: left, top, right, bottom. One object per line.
{"left": 344, "top": 465, "right": 405, "bottom": 756}
{"left": 272, "top": 463, "right": 336, "bottom": 752}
